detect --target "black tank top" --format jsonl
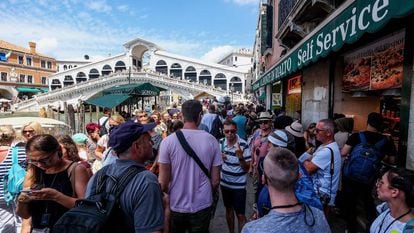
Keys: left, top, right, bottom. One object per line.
{"left": 30, "top": 162, "right": 74, "bottom": 230}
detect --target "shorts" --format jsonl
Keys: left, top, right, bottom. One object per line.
{"left": 220, "top": 185, "right": 246, "bottom": 215}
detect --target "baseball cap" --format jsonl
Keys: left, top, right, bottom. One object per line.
{"left": 109, "top": 121, "right": 156, "bottom": 154}
{"left": 268, "top": 130, "right": 288, "bottom": 148}
{"left": 72, "top": 133, "right": 88, "bottom": 144}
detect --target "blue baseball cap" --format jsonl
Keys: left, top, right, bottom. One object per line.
{"left": 108, "top": 121, "right": 156, "bottom": 154}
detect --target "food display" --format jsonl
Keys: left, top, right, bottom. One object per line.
{"left": 343, "top": 30, "right": 405, "bottom": 92}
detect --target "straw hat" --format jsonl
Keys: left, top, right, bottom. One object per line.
{"left": 285, "top": 121, "right": 304, "bottom": 137}
{"left": 256, "top": 112, "right": 272, "bottom": 122}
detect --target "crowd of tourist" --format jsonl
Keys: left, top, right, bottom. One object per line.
{"left": 0, "top": 99, "right": 413, "bottom": 233}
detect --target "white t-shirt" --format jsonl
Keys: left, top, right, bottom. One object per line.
{"left": 370, "top": 210, "right": 406, "bottom": 233}
{"left": 310, "top": 142, "right": 342, "bottom": 206}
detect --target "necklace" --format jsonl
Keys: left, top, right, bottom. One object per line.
{"left": 271, "top": 202, "right": 301, "bottom": 210}
{"left": 378, "top": 209, "right": 412, "bottom": 233}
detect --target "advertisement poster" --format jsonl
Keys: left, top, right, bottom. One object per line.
{"left": 272, "top": 93, "right": 282, "bottom": 106}
{"left": 343, "top": 30, "right": 405, "bottom": 91}
{"left": 287, "top": 75, "right": 301, "bottom": 95}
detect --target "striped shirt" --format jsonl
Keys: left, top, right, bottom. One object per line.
{"left": 220, "top": 136, "right": 251, "bottom": 189}
{"left": 0, "top": 146, "right": 27, "bottom": 201}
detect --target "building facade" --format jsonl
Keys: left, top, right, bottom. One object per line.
{"left": 0, "top": 40, "right": 57, "bottom": 102}
{"left": 253, "top": 0, "right": 414, "bottom": 170}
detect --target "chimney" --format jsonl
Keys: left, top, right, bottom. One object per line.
{"left": 28, "top": 42, "right": 36, "bottom": 54}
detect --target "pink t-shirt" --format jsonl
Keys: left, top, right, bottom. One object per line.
{"left": 159, "top": 129, "right": 222, "bottom": 213}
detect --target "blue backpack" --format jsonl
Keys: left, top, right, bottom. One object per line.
{"left": 3, "top": 147, "right": 26, "bottom": 205}
{"left": 343, "top": 132, "right": 386, "bottom": 184}
{"left": 257, "top": 163, "right": 323, "bottom": 217}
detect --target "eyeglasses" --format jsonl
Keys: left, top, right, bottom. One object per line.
{"left": 314, "top": 128, "right": 326, "bottom": 133}
{"left": 28, "top": 152, "right": 56, "bottom": 166}
{"left": 224, "top": 129, "right": 237, "bottom": 134}
{"left": 23, "top": 130, "right": 35, "bottom": 134}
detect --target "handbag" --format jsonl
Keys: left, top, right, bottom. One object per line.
{"left": 175, "top": 130, "right": 219, "bottom": 218}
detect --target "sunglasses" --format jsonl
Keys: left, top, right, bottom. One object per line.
{"left": 224, "top": 129, "right": 236, "bottom": 134}
{"left": 260, "top": 120, "right": 271, "bottom": 124}
{"left": 23, "top": 130, "right": 35, "bottom": 134}
{"left": 314, "top": 128, "right": 326, "bottom": 133}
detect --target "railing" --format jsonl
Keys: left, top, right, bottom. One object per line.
{"left": 16, "top": 71, "right": 245, "bottom": 110}
{"left": 278, "top": 0, "right": 299, "bottom": 29}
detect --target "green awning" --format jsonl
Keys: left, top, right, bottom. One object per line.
{"left": 16, "top": 87, "right": 42, "bottom": 93}
{"left": 86, "top": 94, "right": 130, "bottom": 109}
{"left": 258, "top": 93, "right": 266, "bottom": 101}
{"left": 253, "top": 0, "right": 414, "bottom": 90}
{"left": 103, "top": 82, "right": 166, "bottom": 96}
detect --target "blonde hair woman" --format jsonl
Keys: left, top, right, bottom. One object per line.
{"left": 21, "top": 122, "right": 44, "bottom": 143}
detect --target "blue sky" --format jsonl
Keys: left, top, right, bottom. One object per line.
{"left": 0, "top": 0, "right": 258, "bottom": 62}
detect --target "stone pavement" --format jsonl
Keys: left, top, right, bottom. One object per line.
{"left": 209, "top": 176, "right": 348, "bottom": 233}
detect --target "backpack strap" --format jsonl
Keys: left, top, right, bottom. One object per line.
{"left": 175, "top": 130, "right": 211, "bottom": 179}
{"left": 358, "top": 132, "right": 367, "bottom": 144}
{"left": 374, "top": 136, "right": 387, "bottom": 150}
{"left": 11, "top": 147, "right": 18, "bottom": 165}
{"left": 112, "top": 166, "right": 145, "bottom": 198}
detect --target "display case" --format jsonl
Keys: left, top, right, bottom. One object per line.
{"left": 380, "top": 96, "right": 400, "bottom": 150}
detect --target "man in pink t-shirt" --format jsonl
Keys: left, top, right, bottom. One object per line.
{"left": 159, "top": 100, "right": 222, "bottom": 233}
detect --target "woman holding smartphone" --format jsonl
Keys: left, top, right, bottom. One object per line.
{"left": 16, "top": 134, "right": 90, "bottom": 233}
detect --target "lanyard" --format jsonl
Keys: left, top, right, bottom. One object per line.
{"left": 378, "top": 209, "right": 411, "bottom": 233}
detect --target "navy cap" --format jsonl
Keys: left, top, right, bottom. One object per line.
{"left": 108, "top": 121, "right": 156, "bottom": 154}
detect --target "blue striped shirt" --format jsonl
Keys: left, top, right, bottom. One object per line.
{"left": 219, "top": 136, "right": 250, "bottom": 189}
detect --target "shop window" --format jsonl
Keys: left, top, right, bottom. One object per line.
{"left": 41, "top": 60, "right": 46, "bottom": 68}
{"left": 26, "top": 57, "right": 32, "bottom": 66}
{"left": 41, "top": 77, "right": 47, "bottom": 85}
{"left": 18, "top": 56, "right": 23, "bottom": 64}
{"left": 47, "top": 61, "right": 52, "bottom": 69}
{"left": 19, "top": 74, "right": 25, "bottom": 83}
{"left": 1, "top": 72, "right": 7, "bottom": 81}
{"left": 27, "top": 75, "right": 33, "bottom": 83}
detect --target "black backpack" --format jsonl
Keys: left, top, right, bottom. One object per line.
{"left": 99, "top": 117, "right": 109, "bottom": 136}
{"left": 210, "top": 115, "right": 224, "bottom": 140}
{"left": 53, "top": 165, "right": 144, "bottom": 233}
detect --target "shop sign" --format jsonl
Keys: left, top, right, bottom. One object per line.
{"left": 287, "top": 75, "right": 301, "bottom": 94}
{"left": 253, "top": 0, "right": 414, "bottom": 91}
{"left": 343, "top": 30, "right": 404, "bottom": 91}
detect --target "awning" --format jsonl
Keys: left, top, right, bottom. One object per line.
{"left": 258, "top": 92, "right": 266, "bottom": 101}
{"left": 253, "top": 0, "right": 414, "bottom": 91}
{"left": 38, "top": 88, "right": 49, "bottom": 93}
{"left": 103, "top": 82, "right": 166, "bottom": 96}
{"left": 16, "top": 87, "right": 42, "bottom": 93}
{"left": 85, "top": 94, "right": 130, "bottom": 109}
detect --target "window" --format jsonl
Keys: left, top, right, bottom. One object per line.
{"left": 235, "top": 56, "right": 238, "bottom": 62}
{"left": 26, "top": 57, "right": 32, "bottom": 66}
{"left": 1, "top": 72, "right": 7, "bottom": 81}
{"left": 27, "top": 75, "right": 33, "bottom": 83}
{"left": 41, "top": 60, "right": 46, "bottom": 68}
{"left": 19, "top": 74, "right": 25, "bottom": 83}
{"left": 18, "top": 56, "right": 23, "bottom": 64}
{"left": 47, "top": 61, "right": 52, "bottom": 69}
{"left": 41, "top": 77, "right": 47, "bottom": 85}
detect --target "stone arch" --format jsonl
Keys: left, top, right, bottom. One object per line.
{"left": 102, "top": 64, "right": 113, "bottom": 76}
{"left": 0, "top": 88, "right": 14, "bottom": 99}
{"left": 170, "top": 63, "right": 182, "bottom": 79}
{"left": 131, "top": 44, "right": 150, "bottom": 71}
{"left": 63, "top": 75, "right": 74, "bottom": 87}
{"left": 76, "top": 72, "right": 87, "bottom": 83}
{"left": 63, "top": 65, "right": 67, "bottom": 70}
{"left": 89, "top": 68, "right": 100, "bottom": 79}
{"left": 155, "top": 60, "right": 168, "bottom": 75}
{"left": 184, "top": 66, "right": 197, "bottom": 82}
{"left": 199, "top": 69, "right": 212, "bottom": 85}
{"left": 114, "top": 61, "right": 126, "bottom": 72}
{"left": 51, "top": 79, "right": 62, "bottom": 90}
{"left": 230, "top": 76, "right": 242, "bottom": 93}
{"left": 214, "top": 73, "right": 227, "bottom": 90}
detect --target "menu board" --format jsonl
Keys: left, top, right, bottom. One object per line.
{"left": 343, "top": 30, "right": 405, "bottom": 91}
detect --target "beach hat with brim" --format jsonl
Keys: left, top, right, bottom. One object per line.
{"left": 256, "top": 112, "right": 272, "bottom": 122}
{"left": 285, "top": 121, "right": 304, "bottom": 137}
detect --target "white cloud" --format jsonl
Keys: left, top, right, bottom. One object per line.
{"left": 85, "top": 0, "right": 112, "bottom": 13}
{"left": 117, "top": 5, "right": 128, "bottom": 12}
{"left": 36, "top": 37, "right": 59, "bottom": 54}
{"left": 200, "top": 45, "right": 236, "bottom": 62}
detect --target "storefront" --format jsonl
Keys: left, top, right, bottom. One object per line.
{"left": 253, "top": 0, "right": 414, "bottom": 170}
